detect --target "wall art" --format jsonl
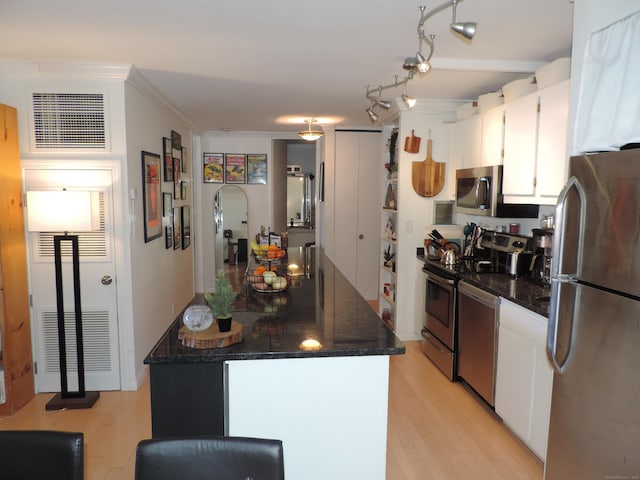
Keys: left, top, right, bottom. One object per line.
{"left": 224, "top": 153, "right": 246, "bottom": 184}
{"left": 142, "top": 151, "right": 162, "bottom": 243}
{"left": 203, "top": 152, "right": 224, "bottom": 183}
{"left": 247, "top": 153, "right": 268, "bottom": 184}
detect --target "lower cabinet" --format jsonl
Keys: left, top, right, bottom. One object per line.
{"left": 495, "top": 298, "right": 553, "bottom": 461}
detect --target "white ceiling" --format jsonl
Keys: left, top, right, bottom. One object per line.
{"left": 0, "top": 0, "right": 573, "bottom": 133}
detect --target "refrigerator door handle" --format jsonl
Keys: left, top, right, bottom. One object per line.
{"left": 548, "top": 176, "right": 586, "bottom": 374}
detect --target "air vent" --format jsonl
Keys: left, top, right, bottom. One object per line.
{"left": 433, "top": 201, "right": 454, "bottom": 224}
{"left": 32, "top": 93, "right": 107, "bottom": 149}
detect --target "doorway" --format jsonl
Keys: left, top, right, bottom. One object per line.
{"left": 24, "top": 167, "right": 120, "bottom": 393}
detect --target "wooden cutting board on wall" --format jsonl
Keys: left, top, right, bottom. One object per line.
{"left": 411, "top": 136, "right": 445, "bottom": 197}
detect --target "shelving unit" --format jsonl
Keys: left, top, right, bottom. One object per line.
{"left": 379, "top": 126, "right": 399, "bottom": 330}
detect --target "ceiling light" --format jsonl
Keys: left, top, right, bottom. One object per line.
{"left": 376, "top": 98, "right": 391, "bottom": 110}
{"left": 450, "top": 21, "right": 476, "bottom": 40}
{"left": 403, "top": 56, "right": 417, "bottom": 71}
{"left": 298, "top": 118, "right": 324, "bottom": 141}
{"left": 402, "top": 83, "right": 416, "bottom": 109}
{"left": 366, "top": 106, "right": 379, "bottom": 122}
{"left": 415, "top": 51, "right": 431, "bottom": 73}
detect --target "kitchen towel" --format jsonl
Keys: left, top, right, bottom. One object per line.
{"left": 574, "top": 9, "right": 640, "bottom": 153}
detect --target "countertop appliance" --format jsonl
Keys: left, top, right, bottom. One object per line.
{"left": 455, "top": 165, "right": 539, "bottom": 218}
{"left": 545, "top": 150, "right": 640, "bottom": 479}
{"left": 458, "top": 280, "right": 499, "bottom": 406}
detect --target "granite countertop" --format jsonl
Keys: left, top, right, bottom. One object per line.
{"left": 459, "top": 271, "right": 550, "bottom": 317}
{"left": 145, "top": 248, "right": 405, "bottom": 364}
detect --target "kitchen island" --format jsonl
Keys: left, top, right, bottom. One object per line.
{"left": 145, "top": 247, "right": 404, "bottom": 480}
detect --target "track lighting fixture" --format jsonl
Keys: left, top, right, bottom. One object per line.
{"left": 363, "top": 0, "right": 477, "bottom": 119}
{"left": 298, "top": 118, "right": 324, "bottom": 141}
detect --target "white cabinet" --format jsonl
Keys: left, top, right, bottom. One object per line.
{"left": 450, "top": 114, "right": 482, "bottom": 169}
{"left": 502, "top": 80, "right": 570, "bottom": 205}
{"left": 496, "top": 298, "right": 553, "bottom": 461}
{"left": 481, "top": 106, "right": 505, "bottom": 166}
{"left": 333, "top": 130, "right": 381, "bottom": 300}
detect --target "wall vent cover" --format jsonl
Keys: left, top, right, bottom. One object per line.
{"left": 32, "top": 93, "right": 107, "bottom": 150}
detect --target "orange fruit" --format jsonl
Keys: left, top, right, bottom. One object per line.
{"left": 271, "top": 265, "right": 278, "bottom": 271}
{"left": 254, "top": 266, "right": 267, "bottom": 275}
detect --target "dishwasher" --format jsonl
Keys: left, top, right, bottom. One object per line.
{"left": 457, "top": 280, "right": 500, "bottom": 406}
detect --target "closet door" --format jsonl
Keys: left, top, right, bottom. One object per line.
{"left": 333, "top": 131, "right": 380, "bottom": 300}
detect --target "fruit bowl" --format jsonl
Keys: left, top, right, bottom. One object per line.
{"left": 247, "top": 272, "right": 289, "bottom": 293}
{"left": 251, "top": 245, "right": 286, "bottom": 262}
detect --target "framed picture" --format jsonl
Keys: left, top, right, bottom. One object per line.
{"left": 173, "top": 179, "right": 181, "bottom": 199}
{"left": 171, "top": 130, "right": 182, "bottom": 150}
{"left": 182, "top": 146, "right": 189, "bottom": 174}
{"left": 225, "top": 153, "right": 246, "bottom": 184}
{"left": 181, "top": 180, "right": 188, "bottom": 200}
{"left": 163, "top": 193, "right": 173, "bottom": 249}
{"left": 181, "top": 205, "right": 191, "bottom": 249}
{"left": 319, "top": 162, "right": 325, "bottom": 202}
{"left": 173, "top": 207, "right": 181, "bottom": 250}
{"left": 141, "top": 151, "right": 162, "bottom": 243}
{"left": 247, "top": 153, "right": 268, "bottom": 184}
{"left": 163, "top": 137, "right": 173, "bottom": 182}
{"left": 203, "top": 152, "right": 224, "bottom": 183}
{"left": 173, "top": 156, "right": 181, "bottom": 183}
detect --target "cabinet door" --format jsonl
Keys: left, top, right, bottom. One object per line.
{"left": 451, "top": 115, "right": 482, "bottom": 169}
{"left": 502, "top": 93, "right": 539, "bottom": 197}
{"left": 334, "top": 131, "right": 381, "bottom": 300}
{"left": 481, "top": 107, "right": 505, "bottom": 166}
{"left": 537, "top": 80, "right": 570, "bottom": 199}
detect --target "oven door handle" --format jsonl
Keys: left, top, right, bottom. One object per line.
{"left": 425, "top": 271, "right": 455, "bottom": 290}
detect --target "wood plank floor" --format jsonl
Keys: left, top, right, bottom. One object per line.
{"left": 0, "top": 341, "right": 542, "bottom": 479}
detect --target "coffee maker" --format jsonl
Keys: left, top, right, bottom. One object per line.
{"left": 530, "top": 227, "right": 554, "bottom": 284}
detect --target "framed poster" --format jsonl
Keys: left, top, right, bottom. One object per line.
{"left": 182, "top": 146, "right": 189, "bottom": 174}
{"left": 163, "top": 193, "right": 173, "bottom": 249}
{"left": 163, "top": 137, "right": 173, "bottom": 182}
{"left": 181, "top": 180, "right": 188, "bottom": 200}
{"left": 173, "top": 179, "right": 181, "bottom": 199}
{"left": 171, "top": 130, "right": 182, "bottom": 150}
{"left": 203, "top": 152, "right": 224, "bottom": 183}
{"left": 225, "top": 153, "right": 246, "bottom": 184}
{"left": 173, "top": 157, "right": 181, "bottom": 183}
{"left": 247, "top": 153, "right": 268, "bottom": 184}
{"left": 141, "top": 151, "right": 162, "bottom": 243}
{"left": 173, "top": 207, "right": 181, "bottom": 250}
{"left": 181, "top": 205, "right": 191, "bottom": 249}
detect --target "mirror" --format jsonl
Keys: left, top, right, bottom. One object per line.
{"left": 214, "top": 186, "right": 248, "bottom": 275}
{"left": 287, "top": 173, "right": 314, "bottom": 228}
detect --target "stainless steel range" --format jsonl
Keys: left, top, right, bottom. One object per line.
{"left": 421, "top": 231, "right": 534, "bottom": 383}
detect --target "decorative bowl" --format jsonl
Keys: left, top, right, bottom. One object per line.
{"left": 182, "top": 304, "right": 214, "bottom": 332}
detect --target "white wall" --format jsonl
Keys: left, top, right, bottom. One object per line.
{"left": 123, "top": 77, "right": 195, "bottom": 389}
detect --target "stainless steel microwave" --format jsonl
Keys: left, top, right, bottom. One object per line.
{"left": 455, "top": 165, "right": 539, "bottom": 218}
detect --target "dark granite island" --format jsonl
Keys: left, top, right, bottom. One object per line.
{"left": 145, "top": 247, "right": 405, "bottom": 480}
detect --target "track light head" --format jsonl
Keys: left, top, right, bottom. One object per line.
{"left": 366, "top": 106, "right": 379, "bottom": 122}
{"left": 376, "top": 98, "right": 391, "bottom": 110}
{"left": 402, "top": 93, "right": 416, "bottom": 109}
{"left": 415, "top": 51, "right": 431, "bottom": 73}
{"left": 403, "top": 56, "right": 417, "bottom": 71}
{"left": 451, "top": 21, "right": 476, "bottom": 40}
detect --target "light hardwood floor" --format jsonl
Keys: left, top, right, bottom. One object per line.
{"left": 0, "top": 341, "right": 542, "bottom": 479}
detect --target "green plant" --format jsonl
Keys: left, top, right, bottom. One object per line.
{"left": 204, "top": 270, "right": 237, "bottom": 318}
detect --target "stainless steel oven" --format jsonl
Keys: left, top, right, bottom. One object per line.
{"left": 421, "top": 265, "right": 458, "bottom": 381}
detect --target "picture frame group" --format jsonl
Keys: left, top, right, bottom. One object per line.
{"left": 204, "top": 152, "right": 267, "bottom": 185}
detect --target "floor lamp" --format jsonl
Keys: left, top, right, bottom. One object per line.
{"left": 26, "top": 189, "right": 101, "bottom": 410}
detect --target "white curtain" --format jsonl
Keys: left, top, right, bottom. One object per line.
{"left": 574, "top": 9, "right": 640, "bottom": 153}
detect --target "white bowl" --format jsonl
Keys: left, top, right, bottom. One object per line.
{"left": 477, "top": 91, "right": 503, "bottom": 112}
{"left": 456, "top": 102, "right": 477, "bottom": 120}
{"left": 502, "top": 76, "right": 537, "bottom": 103}
{"left": 535, "top": 57, "right": 571, "bottom": 90}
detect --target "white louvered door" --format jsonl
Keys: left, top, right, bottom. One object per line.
{"left": 24, "top": 167, "right": 120, "bottom": 392}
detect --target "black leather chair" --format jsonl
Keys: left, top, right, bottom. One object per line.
{"left": 0, "top": 430, "right": 84, "bottom": 480}
{"left": 135, "top": 436, "right": 284, "bottom": 480}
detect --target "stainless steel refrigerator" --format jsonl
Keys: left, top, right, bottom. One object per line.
{"left": 545, "top": 150, "right": 640, "bottom": 479}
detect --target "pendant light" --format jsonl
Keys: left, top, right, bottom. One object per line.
{"left": 298, "top": 118, "right": 324, "bottom": 141}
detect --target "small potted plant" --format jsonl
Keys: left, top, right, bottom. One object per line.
{"left": 204, "top": 270, "right": 237, "bottom": 332}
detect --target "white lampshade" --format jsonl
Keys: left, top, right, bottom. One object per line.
{"left": 26, "top": 190, "right": 100, "bottom": 232}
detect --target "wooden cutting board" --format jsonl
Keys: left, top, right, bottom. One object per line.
{"left": 411, "top": 138, "right": 445, "bottom": 197}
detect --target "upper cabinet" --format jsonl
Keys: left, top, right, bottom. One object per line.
{"left": 451, "top": 79, "right": 570, "bottom": 206}
{"left": 502, "top": 80, "right": 570, "bottom": 205}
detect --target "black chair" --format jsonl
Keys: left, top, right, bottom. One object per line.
{"left": 135, "top": 436, "right": 285, "bottom": 480}
{"left": 0, "top": 430, "right": 84, "bottom": 480}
